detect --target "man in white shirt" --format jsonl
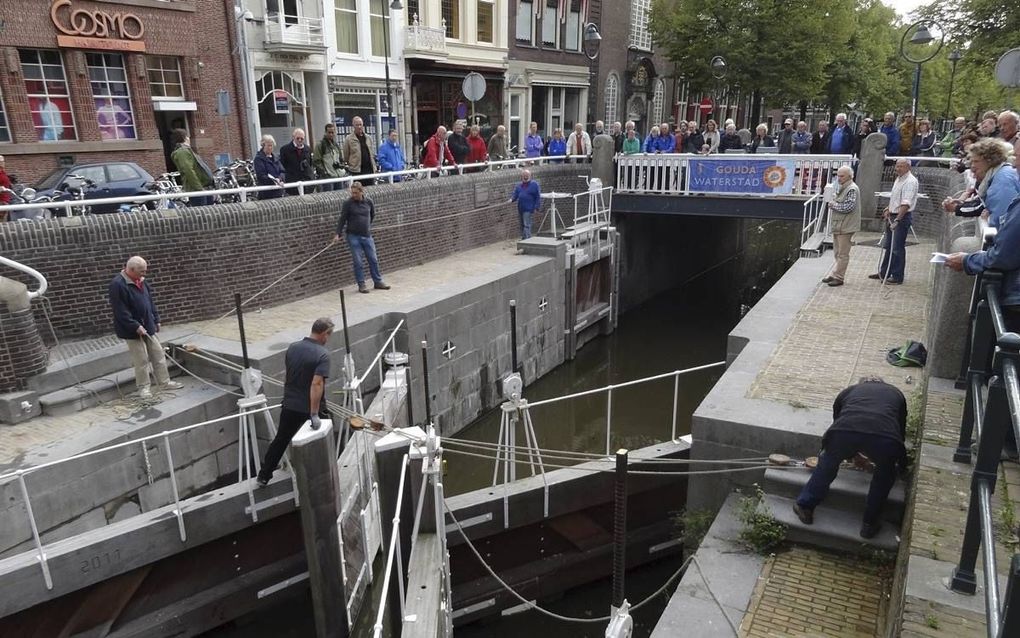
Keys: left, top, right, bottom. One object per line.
{"left": 565, "top": 123, "right": 592, "bottom": 163}
{"left": 870, "top": 158, "right": 919, "bottom": 284}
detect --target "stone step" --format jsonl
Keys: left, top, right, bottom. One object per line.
{"left": 27, "top": 338, "right": 133, "bottom": 395}
{"left": 38, "top": 368, "right": 141, "bottom": 417}
{"left": 763, "top": 494, "right": 900, "bottom": 554}
{"left": 764, "top": 466, "right": 907, "bottom": 524}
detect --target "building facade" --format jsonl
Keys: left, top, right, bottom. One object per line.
{"left": 0, "top": 0, "right": 248, "bottom": 183}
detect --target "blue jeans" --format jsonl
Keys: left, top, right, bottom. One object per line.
{"left": 879, "top": 212, "right": 912, "bottom": 282}
{"left": 519, "top": 210, "right": 533, "bottom": 240}
{"left": 347, "top": 233, "right": 383, "bottom": 285}
{"left": 796, "top": 430, "right": 902, "bottom": 525}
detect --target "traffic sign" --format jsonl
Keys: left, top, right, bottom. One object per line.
{"left": 462, "top": 72, "right": 486, "bottom": 102}
{"left": 699, "top": 97, "right": 714, "bottom": 114}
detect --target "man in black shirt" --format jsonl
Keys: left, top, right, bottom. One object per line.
{"left": 256, "top": 317, "right": 334, "bottom": 486}
{"left": 793, "top": 377, "right": 908, "bottom": 538}
{"left": 335, "top": 181, "right": 391, "bottom": 293}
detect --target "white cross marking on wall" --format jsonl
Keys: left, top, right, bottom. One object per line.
{"left": 539, "top": 296, "right": 548, "bottom": 312}
{"left": 442, "top": 341, "right": 457, "bottom": 359}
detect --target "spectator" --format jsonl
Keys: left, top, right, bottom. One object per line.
{"left": 253, "top": 134, "right": 286, "bottom": 199}
{"left": 447, "top": 121, "right": 470, "bottom": 165}
{"left": 622, "top": 129, "right": 641, "bottom": 155}
{"left": 853, "top": 118, "right": 874, "bottom": 157}
{"left": 792, "top": 377, "right": 908, "bottom": 539}
{"left": 487, "top": 124, "right": 510, "bottom": 161}
{"left": 525, "top": 121, "right": 544, "bottom": 158}
{"left": 0, "top": 155, "right": 11, "bottom": 222}
{"left": 777, "top": 118, "right": 795, "bottom": 153}
{"left": 684, "top": 121, "right": 705, "bottom": 154}
{"left": 170, "top": 129, "right": 213, "bottom": 206}
{"left": 466, "top": 124, "right": 488, "bottom": 168}
{"left": 718, "top": 123, "right": 744, "bottom": 153}
{"left": 566, "top": 122, "right": 592, "bottom": 161}
{"left": 342, "top": 117, "right": 376, "bottom": 186}
{"left": 898, "top": 113, "right": 915, "bottom": 155}
{"left": 625, "top": 120, "right": 638, "bottom": 141}
{"left": 108, "top": 256, "right": 184, "bottom": 400}
{"left": 821, "top": 166, "right": 861, "bottom": 287}
{"left": 811, "top": 120, "right": 831, "bottom": 154}
{"left": 659, "top": 122, "right": 676, "bottom": 153}
{"left": 334, "top": 181, "right": 390, "bottom": 293}
{"left": 421, "top": 126, "right": 456, "bottom": 170}
{"left": 703, "top": 120, "right": 721, "bottom": 154}
{"left": 611, "top": 121, "right": 624, "bottom": 153}
{"left": 878, "top": 112, "right": 900, "bottom": 157}
{"left": 942, "top": 138, "right": 1019, "bottom": 227}
{"left": 313, "top": 123, "right": 344, "bottom": 192}
{"left": 510, "top": 169, "right": 541, "bottom": 240}
{"left": 644, "top": 125, "right": 662, "bottom": 153}
{"left": 998, "top": 111, "right": 1020, "bottom": 170}
{"left": 870, "top": 158, "right": 918, "bottom": 284}
{"left": 940, "top": 117, "right": 966, "bottom": 157}
{"left": 547, "top": 128, "right": 567, "bottom": 161}
{"left": 978, "top": 115, "right": 998, "bottom": 138}
{"left": 910, "top": 119, "right": 937, "bottom": 157}
{"left": 673, "top": 123, "right": 687, "bottom": 155}
{"left": 594, "top": 120, "right": 606, "bottom": 136}
{"left": 377, "top": 129, "right": 406, "bottom": 181}
{"left": 749, "top": 123, "right": 775, "bottom": 153}
{"left": 256, "top": 317, "right": 334, "bottom": 487}
{"left": 281, "top": 127, "right": 316, "bottom": 192}
{"left": 792, "top": 121, "right": 812, "bottom": 154}
{"left": 831, "top": 113, "right": 855, "bottom": 155}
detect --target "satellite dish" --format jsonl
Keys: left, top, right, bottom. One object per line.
{"left": 995, "top": 48, "right": 1020, "bottom": 88}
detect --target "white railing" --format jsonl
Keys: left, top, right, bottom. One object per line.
{"left": 373, "top": 453, "right": 409, "bottom": 638}
{"left": 0, "top": 255, "right": 48, "bottom": 299}
{"left": 351, "top": 320, "right": 404, "bottom": 393}
{"left": 615, "top": 153, "right": 852, "bottom": 198}
{"left": 800, "top": 191, "right": 828, "bottom": 250}
{"left": 264, "top": 13, "right": 325, "bottom": 48}
{"left": 0, "top": 155, "right": 588, "bottom": 218}
{"left": 569, "top": 184, "right": 614, "bottom": 253}
{"left": 405, "top": 17, "right": 447, "bottom": 56}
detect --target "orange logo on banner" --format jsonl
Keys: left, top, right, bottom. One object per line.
{"left": 51, "top": 0, "right": 146, "bottom": 52}
{"left": 762, "top": 165, "right": 788, "bottom": 189}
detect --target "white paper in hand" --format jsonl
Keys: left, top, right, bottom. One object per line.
{"left": 930, "top": 252, "right": 950, "bottom": 264}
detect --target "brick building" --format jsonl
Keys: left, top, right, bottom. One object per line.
{"left": 0, "top": 0, "right": 249, "bottom": 184}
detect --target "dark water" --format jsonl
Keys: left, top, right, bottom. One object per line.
{"left": 202, "top": 219, "right": 800, "bottom": 638}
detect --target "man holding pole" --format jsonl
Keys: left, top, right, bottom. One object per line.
{"left": 511, "top": 169, "right": 541, "bottom": 240}
{"left": 870, "top": 159, "right": 918, "bottom": 284}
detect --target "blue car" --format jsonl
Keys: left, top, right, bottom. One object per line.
{"left": 33, "top": 162, "right": 155, "bottom": 214}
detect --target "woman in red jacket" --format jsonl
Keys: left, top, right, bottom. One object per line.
{"left": 466, "top": 125, "right": 488, "bottom": 172}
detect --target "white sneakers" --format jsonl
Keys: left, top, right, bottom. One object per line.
{"left": 138, "top": 387, "right": 153, "bottom": 399}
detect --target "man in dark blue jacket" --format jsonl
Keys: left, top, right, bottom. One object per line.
{"left": 511, "top": 169, "right": 541, "bottom": 240}
{"left": 109, "top": 256, "right": 183, "bottom": 399}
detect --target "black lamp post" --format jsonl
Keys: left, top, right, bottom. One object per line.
{"left": 710, "top": 55, "right": 726, "bottom": 123}
{"left": 945, "top": 48, "right": 963, "bottom": 119}
{"left": 382, "top": 0, "right": 403, "bottom": 128}
{"left": 583, "top": 23, "right": 601, "bottom": 125}
{"left": 900, "top": 21, "right": 943, "bottom": 119}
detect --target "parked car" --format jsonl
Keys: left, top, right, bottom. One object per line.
{"left": 33, "top": 162, "right": 155, "bottom": 214}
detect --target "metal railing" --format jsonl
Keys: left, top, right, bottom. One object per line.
{"left": 0, "top": 255, "right": 48, "bottom": 299}
{"left": 568, "top": 183, "right": 614, "bottom": 252}
{"left": 615, "top": 153, "right": 851, "bottom": 198}
{"left": 0, "top": 155, "right": 588, "bottom": 218}
{"left": 948, "top": 269, "right": 1020, "bottom": 637}
{"left": 800, "top": 190, "right": 829, "bottom": 251}
{"left": 373, "top": 453, "right": 409, "bottom": 637}
{"left": 405, "top": 16, "right": 447, "bottom": 55}
{"left": 264, "top": 12, "right": 325, "bottom": 48}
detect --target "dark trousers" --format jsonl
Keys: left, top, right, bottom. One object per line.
{"left": 258, "top": 407, "right": 309, "bottom": 480}
{"left": 879, "top": 212, "right": 912, "bottom": 282}
{"left": 796, "top": 430, "right": 902, "bottom": 525}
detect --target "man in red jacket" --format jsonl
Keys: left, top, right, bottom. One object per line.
{"left": 422, "top": 126, "right": 457, "bottom": 170}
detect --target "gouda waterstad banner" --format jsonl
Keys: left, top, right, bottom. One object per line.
{"left": 688, "top": 159, "right": 798, "bottom": 195}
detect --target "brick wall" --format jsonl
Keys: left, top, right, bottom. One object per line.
{"left": 0, "top": 305, "right": 48, "bottom": 391}
{"left": 0, "top": 164, "right": 589, "bottom": 339}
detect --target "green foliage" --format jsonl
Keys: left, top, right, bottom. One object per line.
{"left": 736, "top": 485, "right": 787, "bottom": 554}
{"left": 672, "top": 508, "right": 715, "bottom": 550}
{"left": 925, "top": 614, "right": 940, "bottom": 629}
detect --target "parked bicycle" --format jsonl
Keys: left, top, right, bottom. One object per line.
{"left": 50, "top": 174, "right": 97, "bottom": 216}
{"left": 146, "top": 172, "right": 184, "bottom": 210}
{"left": 213, "top": 159, "right": 256, "bottom": 203}
{"left": 0, "top": 185, "right": 53, "bottom": 221}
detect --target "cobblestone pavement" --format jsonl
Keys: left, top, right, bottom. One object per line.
{"left": 749, "top": 233, "right": 933, "bottom": 408}
{"left": 739, "top": 546, "right": 892, "bottom": 637}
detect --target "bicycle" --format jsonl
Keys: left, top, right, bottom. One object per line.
{"left": 0, "top": 185, "right": 53, "bottom": 221}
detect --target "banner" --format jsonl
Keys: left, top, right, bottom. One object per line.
{"left": 688, "top": 158, "right": 798, "bottom": 195}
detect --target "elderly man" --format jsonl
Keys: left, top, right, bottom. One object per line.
{"left": 811, "top": 120, "right": 831, "bottom": 154}
{"left": 109, "top": 256, "right": 183, "bottom": 399}
{"left": 821, "top": 166, "right": 861, "bottom": 287}
{"left": 422, "top": 126, "right": 456, "bottom": 169}
{"left": 334, "top": 182, "right": 390, "bottom": 293}
{"left": 279, "top": 128, "right": 315, "bottom": 193}
{"left": 525, "top": 121, "right": 544, "bottom": 159}
{"left": 343, "top": 117, "right": 377, "bottom": 186}
{"left": 594, "top": 120, "right": 606, "bottom": 136}
{"left": 659, "top": 122, "right": 676, "bottom": 153}
{"left": 870, "top": 158, "right": 918, "bottom": 284}
{"left": 566, "top": 122, "right": 592, "bottom": 162}
{"left": 832, "top": 113, "right": 856, "bottom": 155}
{"left": 878, "top": 113, "right": 901, "bottom": 157}
{"left": 611, "top": 121, "right": 624, "bottom": 153}
{"left": 487, "top": 124, "right": 510, "bottom": 161}
{"left": 447, "top": 121, "right": 470, "bottom": 165}
{"left": 792, "top": 121, "right": 812, "bottom": 153}
{"left": 510, "top": 169, "right": 541, "bottom": 240}
{"left": 999, "top": 111, "right": 1020, "bottom": 169}
{"left": 777, "top": 118, "right": 795, "bottom": 153}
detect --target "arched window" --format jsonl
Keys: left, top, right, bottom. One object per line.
{"left": 651, "top": 79, "right": 664, "bottom": 124}
{"left": 255, "top": 71, "right": 308, "bottom": 140}
{"left": 604, "top": 73, "right": 619, "bottom": 124}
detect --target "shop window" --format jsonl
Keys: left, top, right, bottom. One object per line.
{"left": 146, "top": 56, "right": 184, "bottom": 99}
{"left": 19, "top": 49, "right": 77, "bottom": 142}
{"left": 0, "top": 89, "right": 10, "bottom": 143}
{"left": 604, "top": 73, "right": 619, "bottom": 124}
{"left": 87, "top": 53, "right": 137, "bottom": 140}
{"left": 370, "top": 0, "right": 392, "bottom": 57}
{"left": 542, "top": 0, "right": 557, "bottom": 47}
{"left": 442, "top": 0, "right": 460, "bottom": 39}
{"left": 516, "top": 1, "right": 533, "bottom": 43}
{"left": 336, "top": 0, "right": 359, "bottom": 55}
{"left": 565, "top": 0, "right": 581, "bottom": 51}
{"left": 477, "top": 0, "right": 494, "bottom": 44}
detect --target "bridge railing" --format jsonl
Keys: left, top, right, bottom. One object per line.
{"left": 948, "top": 269, "right": 1020, "bottom": 637}
{"left": 615, "top": 153, "right": 851, "bottom": 198}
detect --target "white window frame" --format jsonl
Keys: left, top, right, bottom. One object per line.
{"left": 516, "top": 0, "right": 534, "bottom": 44}
{"left": 0, "top": 88, "right": 10, "bottom": 143}
{"left": 604, "top": 73, "right": 619, "bottom": 124}
{"left": 651, "top": 79, "right": 664, "bottom": 125}
{"left": 335, "top": 0, "right": 360, "bottom": 55}
{"left": 629, "top": 0, "right": 652, "bottom": 51}
{"left": 477, "top": 0, "right": 495, "bottom": 44}
{"left": 542, "top": 0, "right": 558, "bottom": 48}
{"left": 442, "top": 0, "right": 461, "bottom": 40}
{"left": 564, "top": 0, "right": 581, "bottom": 52}
{"left": 369, "top": 0, "right": 391, "bottom": 57}
{"left": 146, "top": 56, "right": 185, "bottom": 101}
{"left": 87, "top": 52, "right": 137, "bottom": 141}
{"left": 19, "top": 48, "right": 77, "bottom": 142}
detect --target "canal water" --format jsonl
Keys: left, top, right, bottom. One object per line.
{"left": 202, "top": 219, "right": 800, "bottom": 638}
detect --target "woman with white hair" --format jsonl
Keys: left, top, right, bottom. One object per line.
{"left": 942, "top": 137, "right": 1019, "bottom": 227}
{"left": 821, "top": 165, "right": 861, "bottom": 287}
{"left": 254, "top": 134, "right": 286, "bottom": 200}
{"left": 749, "top": 123, "right": 776, "bottom": 153}
{"left": 718, "top": 123, "right": 743, "bottom": 153}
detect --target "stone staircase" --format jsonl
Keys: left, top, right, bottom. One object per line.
{"left": 762, "top": 465, "right": 906, "bottom": 554}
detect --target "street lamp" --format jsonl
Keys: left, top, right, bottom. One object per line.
{"left": 945, "top": 49, "right": 963, "bottom": 119}
{"left": 382, "top": 0, "right": 403, "bottom": 129}
{"left": 900, "top": 21, "right": 944, "bottom": 119}
{"left": 710, "top": 56, "right": 727, "bottom": 123}
{"left": 583, "top": 23, "right": 601, "bottom": 124}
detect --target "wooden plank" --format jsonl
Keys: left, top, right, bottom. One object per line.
{"left": 402, "top": 533, "right": 442, "bottom": 638}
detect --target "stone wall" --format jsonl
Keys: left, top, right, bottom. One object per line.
{"left": 0, "top": 304, "right": 47, "bottom": 392}
{"left": 0, "top": 165, "right": 588, "bottom": 340}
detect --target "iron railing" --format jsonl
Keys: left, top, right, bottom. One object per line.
{"left": 949, "top": 269, "right": 1020, "bottom": 638}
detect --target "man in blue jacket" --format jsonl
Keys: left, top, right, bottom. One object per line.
{"left": 879, "top": 112, "right": 901, "bottom": 157}
{"left": 511, "top": 169, "right": 541, "bottom": 239}
{"left": 109, "top": 256, "right": 183, "bottom": 399}
{"left": 377, "top": 129, "right": 406, "bottom": 181}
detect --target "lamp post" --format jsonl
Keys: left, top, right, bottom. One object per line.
{"left": 945, "top": 48, "right": 963, "bottom": 119}
{"left": 382, "top": 0, "right": 403, "bottom": 131}
{"left": 900, "top": 21, "right": 944, "bottom": 119}
{"left": 710, "top": 55, "right": 726, "bottom": 123}
{"left": 583, "top": 23, "right": 601, "bottom": 125}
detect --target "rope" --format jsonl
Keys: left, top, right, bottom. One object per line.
{"left": 165, "top": 351, "right": 244, "bottom": 397}
{"left": 441, "top": 437, "right": 770, "bottom": 465}
{"left": 691, "top": 555, "right": 740, "bottom": 636}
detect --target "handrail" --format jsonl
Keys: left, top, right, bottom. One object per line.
{"left": 0, "top": 255, "right": 48, "bottom": 299}
{"left": 949, "top": 270, "right": 1020, "bottom": 637}
{"left": 352, "top": 319, "right": 405, "bottom": 390}
{"left": 373, "top": 453, "right": 410, "bottom": 638}
{"left": 0, "top": 155, "right": 590, "bottom": 216}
